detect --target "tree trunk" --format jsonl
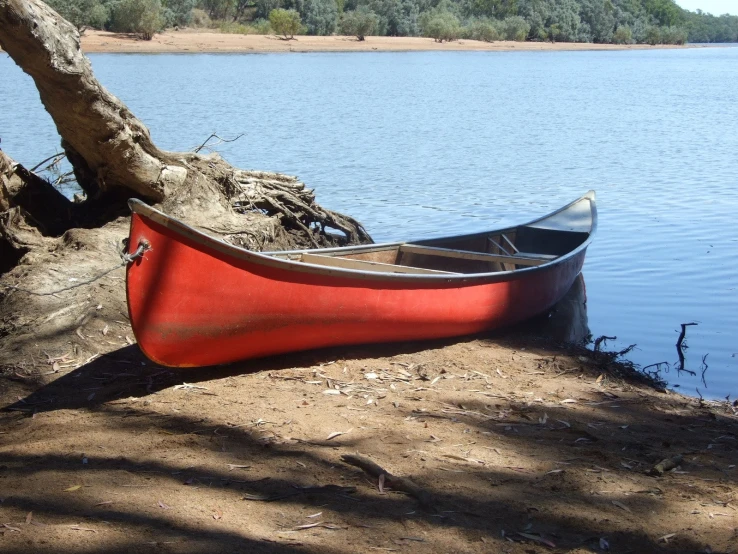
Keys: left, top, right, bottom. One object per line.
{"left": 0, "top": 0, "right": 371, "bottom": 248}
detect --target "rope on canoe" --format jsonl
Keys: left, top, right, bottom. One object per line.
{"left": 0, "top": 239, "right": 148, "bottom": 297}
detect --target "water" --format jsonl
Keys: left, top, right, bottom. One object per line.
{"left": 1, "top": 48, "right": 736, "bottom": 398}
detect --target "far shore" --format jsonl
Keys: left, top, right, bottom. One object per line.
{"left": 63, "top": 29, "right": 715, "bottom": 54}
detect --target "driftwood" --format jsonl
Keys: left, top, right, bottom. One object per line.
{"left": 341, "top": 454, "right": 434, "bottom": 510}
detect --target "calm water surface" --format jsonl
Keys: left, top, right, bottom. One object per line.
{"left": 1, "top": 48, "right": 736, "bottom": 398}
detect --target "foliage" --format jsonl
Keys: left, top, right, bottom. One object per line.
{"left": 659, "top": 25, "right": 687, "bottom": 44}
{"left": 419, "top": 7, "right": 462, "bottom": 41}
{"left": 302, "top": 0, "right": 338, "bottom": 34}
{"left": 199, "top": 0, "right": 235, "bottom": 20}
{"left": 612, "top": 24, "right": 631, "bottom": 43}
{"left": 42, "top": 0, "right": 738, "bottom": 44}
{"left": 190, "top": 7, "right": 212, "bottom": 26}
{"left": 221, "top": 18, "right": 273, "bottom": 32}
{"left": 369, "top": 0, "right": 420, "bottom": 36}
{"left": 496, "top": 15, "right": 529, "bottom": 40}
{"left": 465, "top": 16, "right": 499, "bottom": 41}
{"left": 162, "top": 0, "right": 197, "bottom": 27}
{"left": 111, "top": 0, "right": 164, "bottom": 39}
{"left": 269, "top": 8, "right": 301, "bottom": 37}
{"left": 644, "top": 23, "right": 660, "bottom": 44}
{"left": 46, "top": 0, "right": 108, "bottom": 31}
{"left": 340, "top": 6, "right": 379, "bottom": 39}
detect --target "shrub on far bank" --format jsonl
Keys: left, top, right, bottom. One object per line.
{"left": 269, "top": 8, "right": 301, "bottom": 38}
{"left": 220, "top": 19, "right": 273, "bottom": 33}
{"left": 496, "top": 15, "right": 529, "bottom": 41}
{"left": 613, "top": 25, "right": 632, "bottom": 45}
{"left": 340, "top": 6, "right": 379, "bottom": 40}
{"left": 660, "top": 26, "right": 688, "bottom": 45}
{"left": 420, "top": 10, "right": 462, "bottom": 42}
{"left": 190, "top": 8, "right": 212, "bottom": 27}
{"left": 46, "top": 0, "right": 108, "bottom": 32}
{"left": 111, "top": 0, "right": 164, "bottom": 40}
{"left": 465, "top": 17, "right": 499, "bottom": 42}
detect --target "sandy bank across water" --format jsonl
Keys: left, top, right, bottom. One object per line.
{"left": 72, "top": 30, "right": 703, "bottom": 53}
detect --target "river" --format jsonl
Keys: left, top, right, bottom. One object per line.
{"left": 1, "top": 47, "right": 736, "bottom": 398}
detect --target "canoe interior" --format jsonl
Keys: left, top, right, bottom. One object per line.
{"left": 271, "top": 227, "right": 589, "bottom": 275}
{"left": 265, "top": 192, "right": 595, "bottom": 276}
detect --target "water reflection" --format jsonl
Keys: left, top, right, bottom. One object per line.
{"left": 519, "top": 273, "right": 590, "bottom": 345}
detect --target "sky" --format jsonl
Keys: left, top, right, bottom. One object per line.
{"left": 675, "top": 0, "right": 738, "bottom": 15}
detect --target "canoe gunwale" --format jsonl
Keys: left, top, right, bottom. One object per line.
{"left": 127, "top": 191, "right": 596, "bottom": 285}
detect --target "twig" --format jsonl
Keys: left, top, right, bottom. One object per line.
{"left": 30, "top": 152, "right": 66, "bottom": 173}
{"left": 341, "top": 454, "right": 434, "bottom": 510}
{"left": 676, "top": 322, "right": 698, "bottom": 372}
{"left": 193, "top": 132, "right": 245, "bottom": 153}
{"left": 594, "top": 335, "right": 616, "bottom": 352}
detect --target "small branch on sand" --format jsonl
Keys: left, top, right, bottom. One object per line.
{"left": 341, "top": 454, "right": 434, "bottom": 510}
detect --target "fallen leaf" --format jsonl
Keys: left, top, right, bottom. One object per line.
{"left": 599, "top": 537, "right": 610, "bottom": 550}
{"left": 25, "top": 512, "right": 32, "bottom": 525}
{"left": 94, "top": 501, "right": 113, "bottom": 506}
{"left": 378, "top": 473, "right": 386, "bottom": 493}
{"left": 227, "top": 464, "right": 251, "bottom": 471}
{"left": 306, "top": 512, "right": 322, "bottom": 519}
{"left": 612, "top": 500, "right": 632, "bottom": 513}
{"left": 102, "top": 325, "right": 109, "bottom": 336}
{"left": 158, "top": 500, "right": 171, "bottom": 509}
{"left": 294, "top": 522, "right": 323, "bottom": 530}
{"left": 3, "top": 523, "right": 21, "bottom": 532}
{"left": 327, "top": 429, "right": 351, "bottom": 440}
{"left": 64, "top": 485, "right": 82, "bottom": 492}
{"left": 322, "top": 389, "right": 340, "bottom": 395}
{"left": 518, "top": 532, "right": 556, "bottom": 548}
{"left": 69, "top": 525, "right": 96, "bottom": 533}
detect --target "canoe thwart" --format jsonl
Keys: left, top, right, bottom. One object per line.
{"left": 399, "top": 244, "right": 550, "bottom": 267}
{"left": 300, "top": 253, "right": 459, "bottom": 275}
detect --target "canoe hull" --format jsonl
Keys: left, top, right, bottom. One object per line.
{"left": 127, "top": 213, "right": 586, "bottom": 367}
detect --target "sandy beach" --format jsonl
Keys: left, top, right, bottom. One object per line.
{"left": 74, "top": 29, "right": 698, "bottom": 53}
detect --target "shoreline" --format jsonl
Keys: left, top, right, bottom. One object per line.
{"left": 72, "top": 29, "right": 711, "bottom": 54}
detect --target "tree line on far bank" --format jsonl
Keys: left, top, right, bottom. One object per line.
{"left": 46, "top": 0, "right": 738, "bottom": 45}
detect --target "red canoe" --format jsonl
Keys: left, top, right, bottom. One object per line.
{"left": 126, "top": 191, "right": 596, "bottom": 367}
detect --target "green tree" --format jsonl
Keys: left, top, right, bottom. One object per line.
{"left": 269, "top": 7, "right": 301, "bottom": 37}
{"left": 303, "top": 0, "right": 337, "bottom": 34}
{"left": 644, "top": 24, "right": 660, "bottom": 44}
{"left": 162, "top": 0, "right": 196, "bottom": 26}
{"left": 199, "top": 0, "right": 235, "bottom": 20}
{"left": 420, "top": 9, "right": 462, "bottom": 41}
{"left": 612, "top": 24, "right": 631, "bottom": 42}
{"left": 340, "top": 6, "right": 379, "bottom": 39}
{"left": 579, "top": 0, "right": 615, "bottom": 42}
{"left": 111, "top": 0, "right": 164, "bottom": 39}
{"left": 644, "top": 0, "right": 683, "bottom": 27}
{"left": 369, "top": 0, "right": 420, "bottom": 36}
{"left": 466, "top": 16, "right": 500, "bottom": 41}
{"left": 46, "top": 0, "right": 108, "bottom": 31}
{"left": 497, "top": 15, "right": 530, "bottom": 40}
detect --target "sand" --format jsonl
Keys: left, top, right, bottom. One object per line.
{"left": 74, "top": 29, "right": 700, "bottom": 54}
